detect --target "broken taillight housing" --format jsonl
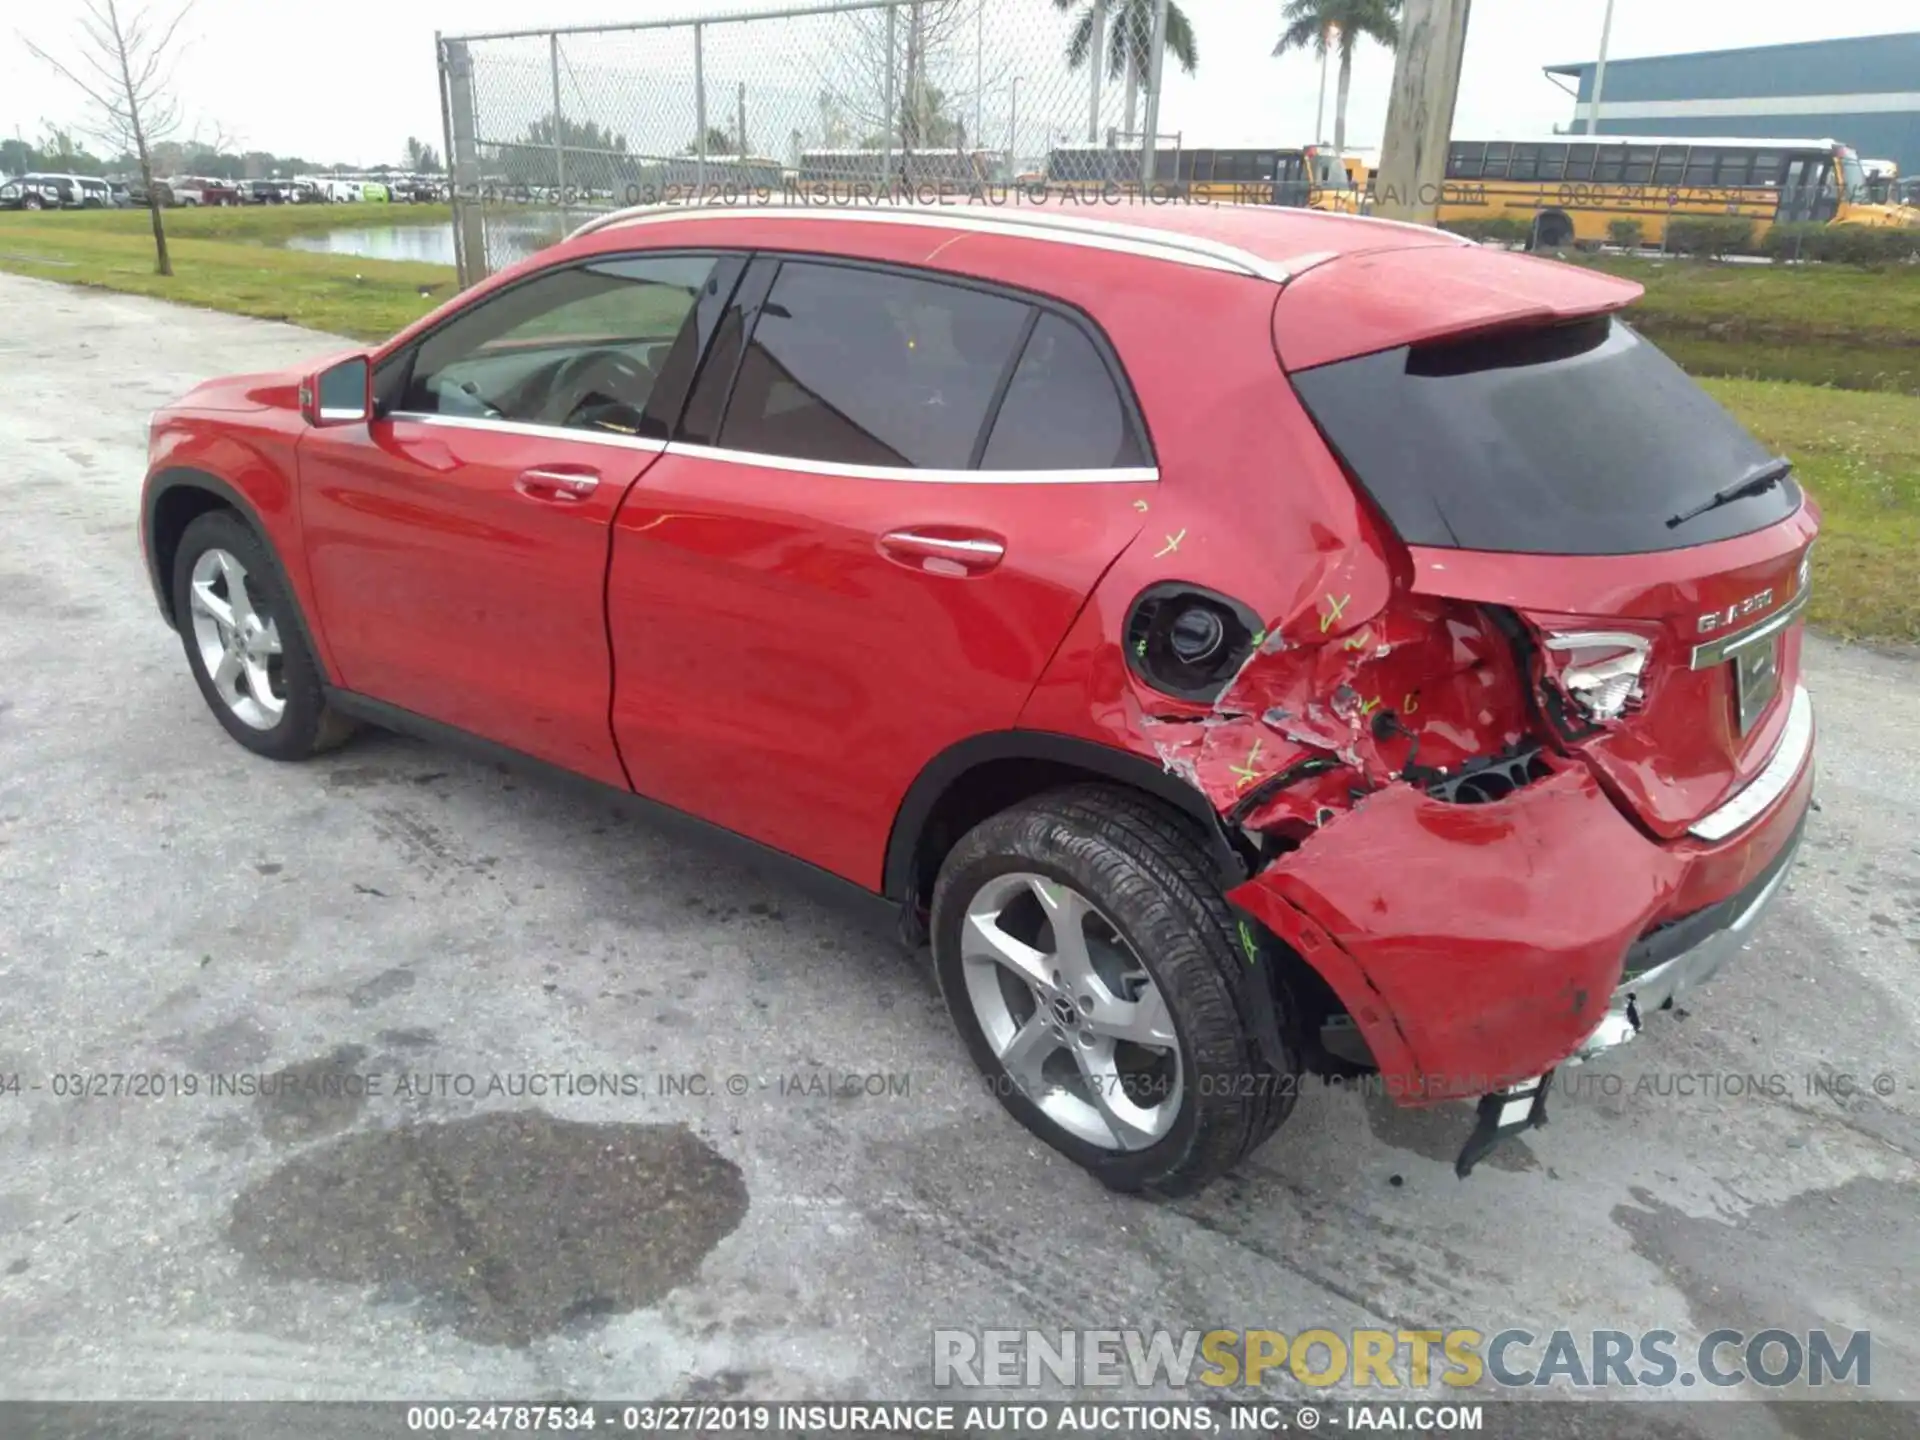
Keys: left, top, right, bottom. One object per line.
{"left": 1541, "top": 630, "right": 1652, "bottom": 724}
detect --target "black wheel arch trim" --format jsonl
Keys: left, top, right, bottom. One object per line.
{"left": 144, "top": 467, "right": 334, "bottom": 686}
{"left": 882, "top": 728, "right": 1253, "bottom": 903}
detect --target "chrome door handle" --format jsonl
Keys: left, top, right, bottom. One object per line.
{"left": 878, "top": 529, "right": 1006, "bottom": 575}
{"left": 515, "top": 467, "right": 600, "bottom": 502}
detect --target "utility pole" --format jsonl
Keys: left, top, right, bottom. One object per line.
{"left": 1137, "top": 0, "right": 1169, "bottom": 190}
{"left": 1087, "top": 1, "right": 1105, "bottom": 142}
{"left": 1585, "top": 0, "right": 1616, "bottom": 135}
{"left": 1314, "top": 28, "right": 1331, "bottom": 146}
{"left": 1009, "top": 76, "right": 1020, "bottom": 169}
{"left": 975, "top": 0, "right": 984, "bottom": 154}
{"left": 1372, "top": 0, "right": 1472, "bottom": 225}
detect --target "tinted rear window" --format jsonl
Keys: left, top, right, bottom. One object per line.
{"left": 1289, "top": 318, "right": 1799, "bottom": 555}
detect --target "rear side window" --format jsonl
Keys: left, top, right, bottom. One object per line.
{"left": 1289, "top": 318, "right": 1799, "bottom": 555}
{"left": 981, "top": 313, "right": 1146, "bottom": 471}
{"left": 718, "top": 260, "right": 1029, "bottom": 468}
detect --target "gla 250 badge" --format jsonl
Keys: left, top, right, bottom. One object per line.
{"left": 1698, "top": 588, "right": 1775, "bottom": 635}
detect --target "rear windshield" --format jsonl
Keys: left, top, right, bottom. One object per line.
{"left": 1289, "top": 317, "right": 1800, "bottom": 554}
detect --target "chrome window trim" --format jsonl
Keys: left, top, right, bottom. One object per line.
{"left": 1689, "top": 586, "right": 1811, "bottom": 670}
{"left": 572, "top": 201, "right": 1291, "bottom": 283}
{"left": 665, "top": 440, "right": 1158, "bottom": 485}
{"left": 1688, "top": 684, "right": 1814, "bottom": 842}
{"left": 385, "top": 410, "right": 668, "bottom": 454}
{"left": 381, "top": 412, "right": 1157, "bottom": 483}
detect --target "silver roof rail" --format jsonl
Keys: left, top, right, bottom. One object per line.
{"left": 563, "top": 197, "right": 1299, "bottom": 282}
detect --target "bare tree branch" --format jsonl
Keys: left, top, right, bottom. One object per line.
{"left": 18, "top": 0, "right": 196, "bottom": 275}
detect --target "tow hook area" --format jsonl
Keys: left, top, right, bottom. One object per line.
{"left": 1455, "top": 1072, "right": 1553, "bottom": 1179}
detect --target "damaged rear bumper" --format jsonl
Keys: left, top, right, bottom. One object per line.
{"left": 1573, "top": 802, "right": 1807, "bottom": 1062}
{"left": 1228, "top": 688, "right": 1816, "bottom": 1104}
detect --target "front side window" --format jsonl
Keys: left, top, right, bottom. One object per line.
{"left": 399, "top": 254, "right": 718, "bottom": 436}
{"left": 716, "top": 261, "right": 1029, "bottom": 469}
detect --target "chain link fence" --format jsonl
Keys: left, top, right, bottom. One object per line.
{"left": 436, "top": 0, "right": 1179, "bottom": 284}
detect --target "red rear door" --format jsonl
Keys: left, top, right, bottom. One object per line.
{"left": 1280, "top": 248, "right": 1815, "bottom": 837}
{"left": 607, "top": 254, "right": 1153, "bottom": 887}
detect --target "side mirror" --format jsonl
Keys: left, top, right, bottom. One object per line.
{"left": 301, "top": 355, "right": 371, "bottom": 426}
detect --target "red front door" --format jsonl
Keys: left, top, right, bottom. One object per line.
{"left": 299, "top": 416, "right": 655, "bottom": 788}
{"left": 296, "top": 248, "right": 728, "bottom": 789}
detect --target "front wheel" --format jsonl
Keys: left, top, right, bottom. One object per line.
{"left": 931, "top": 785, "right": 1298, "bottom": 1196}
{"left": 170, "top": 510, "right": 354, "bottom": 761}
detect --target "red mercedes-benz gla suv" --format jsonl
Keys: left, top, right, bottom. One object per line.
{"left": 141, "top": 199, "right": 1816, "bottom": 1192}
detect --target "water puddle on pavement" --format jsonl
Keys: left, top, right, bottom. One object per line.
{"left": 229, "top": 1112, "right": 748, "bottom": 1346}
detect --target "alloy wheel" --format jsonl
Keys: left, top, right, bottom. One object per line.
{"left": 187, "top": 547, "right": 287, "bottom": 730}
{"left": 960, "top": 871, "right": 1184, "bottom": 1151}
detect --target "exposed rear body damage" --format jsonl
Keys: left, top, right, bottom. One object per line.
{"left": 1025, "top": 239, "right": 1819, "bottom": 1169}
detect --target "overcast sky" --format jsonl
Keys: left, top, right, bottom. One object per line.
{"left": 5, "top": 0, "right": 1916, "bottom": 167}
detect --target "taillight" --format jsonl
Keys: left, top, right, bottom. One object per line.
{"left": 1540, "top": 630, "right": 1653, "bottom": 724}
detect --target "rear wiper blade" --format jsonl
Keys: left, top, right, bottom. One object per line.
{"left": 1666, "top": 457, "right": 1793, "bottom": 529}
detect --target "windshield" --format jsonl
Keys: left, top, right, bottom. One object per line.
{"left": 1312, "top": 154, "right": 1351, "bottom": 188}
{"left": 1839, "top": 151, "right": 1869, "bottom": 203}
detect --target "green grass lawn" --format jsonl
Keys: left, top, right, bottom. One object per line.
{"left": 0, "top": 205, "right": 458, "bottom": 337}
{"left": 13, "top": 200, "right": 455, "bottom": 242}
{"left": 1, "top": 209, "right": 1915, "bottom": 641}
{"left": 1704, "top": 380, "right": 1920, "bottom": 644}
{"left": 1592, "top": 254, "right": 1920, "bottom": 396}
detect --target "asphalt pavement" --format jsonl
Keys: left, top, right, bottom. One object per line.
{"left": 0, "top": 274, "right": 1916, "bottom": 1436}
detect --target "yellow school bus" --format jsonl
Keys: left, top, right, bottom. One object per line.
{"left": 1438, "top": 135, "right": 1918, "bottom": 247}
{"left": 1042, "top": 143, "right": 1362, "bottom": 211}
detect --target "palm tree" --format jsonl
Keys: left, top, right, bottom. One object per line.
{"left": 1273, "top": 0, "right": 1400, "bottom": 155}
{"left": 1055, "top": 0, "right": 1199, "bottom": 145}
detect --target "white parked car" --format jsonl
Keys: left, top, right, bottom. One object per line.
{"left": 0, "top": 173, "right": 82, "bottom": 209}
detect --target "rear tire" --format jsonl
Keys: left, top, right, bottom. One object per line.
{"left": 931, "top": 784, "right": 1298, "bottom": 1197}
{"left": 170, "top": 510, "right": 354, "bottom": 762}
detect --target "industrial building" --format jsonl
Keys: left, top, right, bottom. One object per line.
{"left": 1546, "top": 31, "right": 1920, "bottom": 179}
